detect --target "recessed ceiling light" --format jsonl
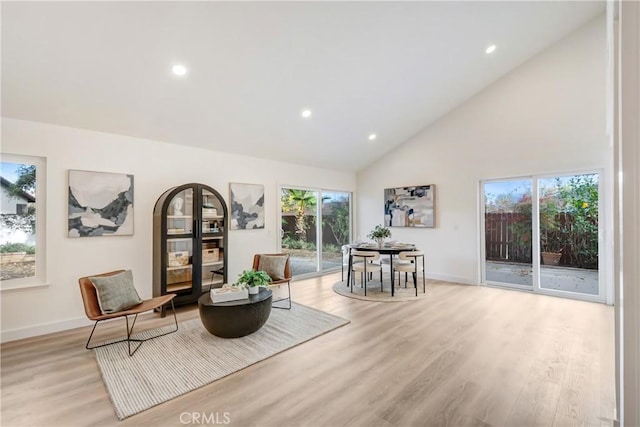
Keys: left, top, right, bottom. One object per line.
{"left": 485, "top": 45, "right": 497, "bottom": 54}
{"left": 301, "top": 109, "right": 312, "bottom": 118}
{"left": 368, "top": 134, "right": 377, "bottom": 141}
{"left": 172, "top": 64, "right": 188, "bottom": 76}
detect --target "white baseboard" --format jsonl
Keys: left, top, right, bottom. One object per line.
{"left": 426, "top": 272, "right": 477, "bottom": 286}
{"left": 0, "top": 316, "right": 92, "bottom": 344}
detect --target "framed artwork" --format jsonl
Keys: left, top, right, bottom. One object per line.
{"left": 68, "top": 170, "right": 134, "bottom": 237}
{"left": 230, "top": 183, "right": 265, "bottom": 230}
{"left": 384, "top": 185, "right": 435, "bottom": 228}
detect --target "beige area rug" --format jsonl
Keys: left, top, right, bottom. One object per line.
{"left": 333, "top": 273, "right": 428, "bottom": 302}
{"left": 94, "top": 303, "right": 349, "bottom": 420}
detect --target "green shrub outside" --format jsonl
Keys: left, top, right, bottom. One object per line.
{"left": 282, "top": 236, "right": 316, "bottom": 250}
{"left": 322, "top": 244, "right": 341, "bottom": 254}
{"left": 0, "top": 242, "right": 35, "bottom": 254}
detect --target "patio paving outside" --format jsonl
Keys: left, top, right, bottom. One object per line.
{"left": 287, "top": 251, "right": 599, "bottom": 296}
{"left": 486, "top": 260, "right": 599, "bottom": 295}
{"left": 291, "top": 251, "right": 599, "bottom": 295}
{"left": 286, "top": 249, "right": 342, "bottom": 276}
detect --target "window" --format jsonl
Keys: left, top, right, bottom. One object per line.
{"left": 0, "top": 154, "right": 46, "bottom": 289}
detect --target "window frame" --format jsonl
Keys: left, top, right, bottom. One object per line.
{"left": 0, "top": 153, "right": 47, "bottom": 290}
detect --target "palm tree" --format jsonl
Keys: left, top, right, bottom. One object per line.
{"left": 282, "top": 189, "right": 317, "bottom": 241}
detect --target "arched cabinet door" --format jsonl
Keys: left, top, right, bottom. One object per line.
{"left": 153, "top": 183, "right": 228, "bottom": 309}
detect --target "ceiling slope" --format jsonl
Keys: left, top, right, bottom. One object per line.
{"left": 1, "top": 1, "right": 605, "bottom": 171}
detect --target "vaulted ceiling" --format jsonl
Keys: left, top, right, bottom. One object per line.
{"left": 1, "top": 1, "right": 605, "bottom": 172}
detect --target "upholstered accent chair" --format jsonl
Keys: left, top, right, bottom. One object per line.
{"left": 78, "top": 270, "right": 177, "bottom": 356}
{"left": 252, "top": 253, "right": 292, "bottom": 310}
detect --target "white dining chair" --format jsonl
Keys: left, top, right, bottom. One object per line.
{"left": 393, "top": 250, "right": 426, "bottom": 296}
{"left": 351, "top": 250, "right": 382, "bottom": 296}
{"left": 341, "top": 245, "right": 350, "bottom": 281}
{"left": 380, "top": 254, "right": 411, "bottom": 277}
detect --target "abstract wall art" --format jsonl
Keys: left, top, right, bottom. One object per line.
{"left": 230, "top": 183, "right": 265, "bottom": 230}
{"left": 68, "top": 170, "right": 134, "bottom": 237}
{"left": 384, "top": 185, "right": 436, "bottom": 228}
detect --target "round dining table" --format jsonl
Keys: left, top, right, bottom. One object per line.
{"left": 346, "top": 242, "right": 416, "bottom": 297}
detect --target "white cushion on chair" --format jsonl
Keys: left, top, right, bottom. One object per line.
{"left": 353, "top": 263, "right": 382, "bottom": 273}
{"left": 394, "top": 251, "right": 425, "bottom": 272}
{"left": 380, "top": 257, "right": 410, "bottom": 265}
{"left": 351, "top": 250, "right": 382, "bottom": 273}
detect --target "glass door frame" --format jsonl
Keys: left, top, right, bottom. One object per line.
{"left": 480, "top": 169, "right": 605, "bottom": 303}
{"left": 278, "top": 184, "right": 353, "bottom": 278}
{"left": 480, "top": 176, "right": 535, "bottom": 292}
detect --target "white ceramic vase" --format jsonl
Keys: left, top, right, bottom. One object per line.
{"left": 248, "top": 286, "right": 259, "bottom": 295}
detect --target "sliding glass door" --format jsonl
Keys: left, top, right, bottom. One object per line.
{"left": 280, "top": 187, "right": 351, "bottom": 277}
{"left": 482, "top": 172, "right": 602, "bottom": 301}
{"left": 320, "top": 191, "right": 351, "bottom": 273}
{"left": 538, "top": 174, "right": 600, "bottom": 296}
{"left": 483, "top": 179, "right": 533, "bottom": 289}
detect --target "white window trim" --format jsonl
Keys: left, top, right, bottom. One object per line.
{"left": 0, "top": 153, "right": 47, "bottom": 291}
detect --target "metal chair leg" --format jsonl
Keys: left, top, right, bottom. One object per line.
{"left": 272, "top": 282, "right": 292, "bottom": 310}
{"left": 363, "top": 267, "right": 366, "bottom": 296}
{"left": 423, "top": 256, "right": 426, "bottom": 293}
{"left": 350, "top": 269, "right": 354, "bottom": 293}
{"left": 85, "top": 300, "right": 178, "bottom": 357}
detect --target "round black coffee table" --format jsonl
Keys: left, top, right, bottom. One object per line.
{"left": 198, "top": 289, "right": 272, "bottom": 338}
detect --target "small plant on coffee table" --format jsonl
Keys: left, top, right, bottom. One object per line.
{"left": 236, "top": 270, "right": 272, "bottom": 289}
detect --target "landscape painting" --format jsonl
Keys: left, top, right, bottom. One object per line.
{"left": 230, "top": 183, "right": 265, "bottom": 230}
{"left": 384, "top": 185, "right": 435, "bottom": 228}
{"left": 68, "top": 170, "right": 134, "bottom": 237}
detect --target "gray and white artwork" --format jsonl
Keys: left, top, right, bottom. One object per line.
{"left": 384, "top": 185, "right": 435, "bottom": 228}
{"left": 230, "top": 183, "right": 264, "bottom": 230}
{"left": 68, "top": 170, "right": 134, "bottom": 237}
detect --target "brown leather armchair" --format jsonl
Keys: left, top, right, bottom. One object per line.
{"left": 252, "top": 254, "right": 292, "bottom": 310}
{"left": 79, "top": 270, "right": 178, "bottom": 356}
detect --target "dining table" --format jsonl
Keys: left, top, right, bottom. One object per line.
{"left": 346, "top": 242, "right": 416, "bottom": 297}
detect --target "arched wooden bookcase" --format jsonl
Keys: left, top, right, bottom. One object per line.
{"left": 153, "top": 183, "right": 228, "bottom": 309}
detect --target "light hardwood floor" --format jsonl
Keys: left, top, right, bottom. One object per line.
{"left": 1, "top": 273, "right": 615, "bottom": 427}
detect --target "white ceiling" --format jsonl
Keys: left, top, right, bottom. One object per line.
{"left": 1, "top": 1, "right": 605, "bottom": 172}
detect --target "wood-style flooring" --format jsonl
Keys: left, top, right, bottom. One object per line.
{"left": 1, "top": 274, "right": 615, "bottom": 427}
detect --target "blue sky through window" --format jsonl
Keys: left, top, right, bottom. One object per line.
{"left": 484, "top": 180, "right": 531, "bottom": 204}
{"left": 0, "top": 162, "right": 23, "bottom": 183}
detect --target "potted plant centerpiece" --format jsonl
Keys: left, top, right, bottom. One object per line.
{"left": 367, "top": 224, "right": 392, "bottom": 248}
{"left": 236, "top": 270, "right": 272, "bottom": 294}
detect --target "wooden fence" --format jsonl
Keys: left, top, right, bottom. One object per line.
{"left": 485, "top": 213, "right": 532, "bottom": 263}
{"left": 485, "top": 212, "right": 598, "bottom": 269}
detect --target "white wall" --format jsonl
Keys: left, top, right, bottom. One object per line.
{"left": 0, "top": 118, "right": 356, "bottom": 341}
{"left": 357, "top": 16, "right": 607, "bottom": 285}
